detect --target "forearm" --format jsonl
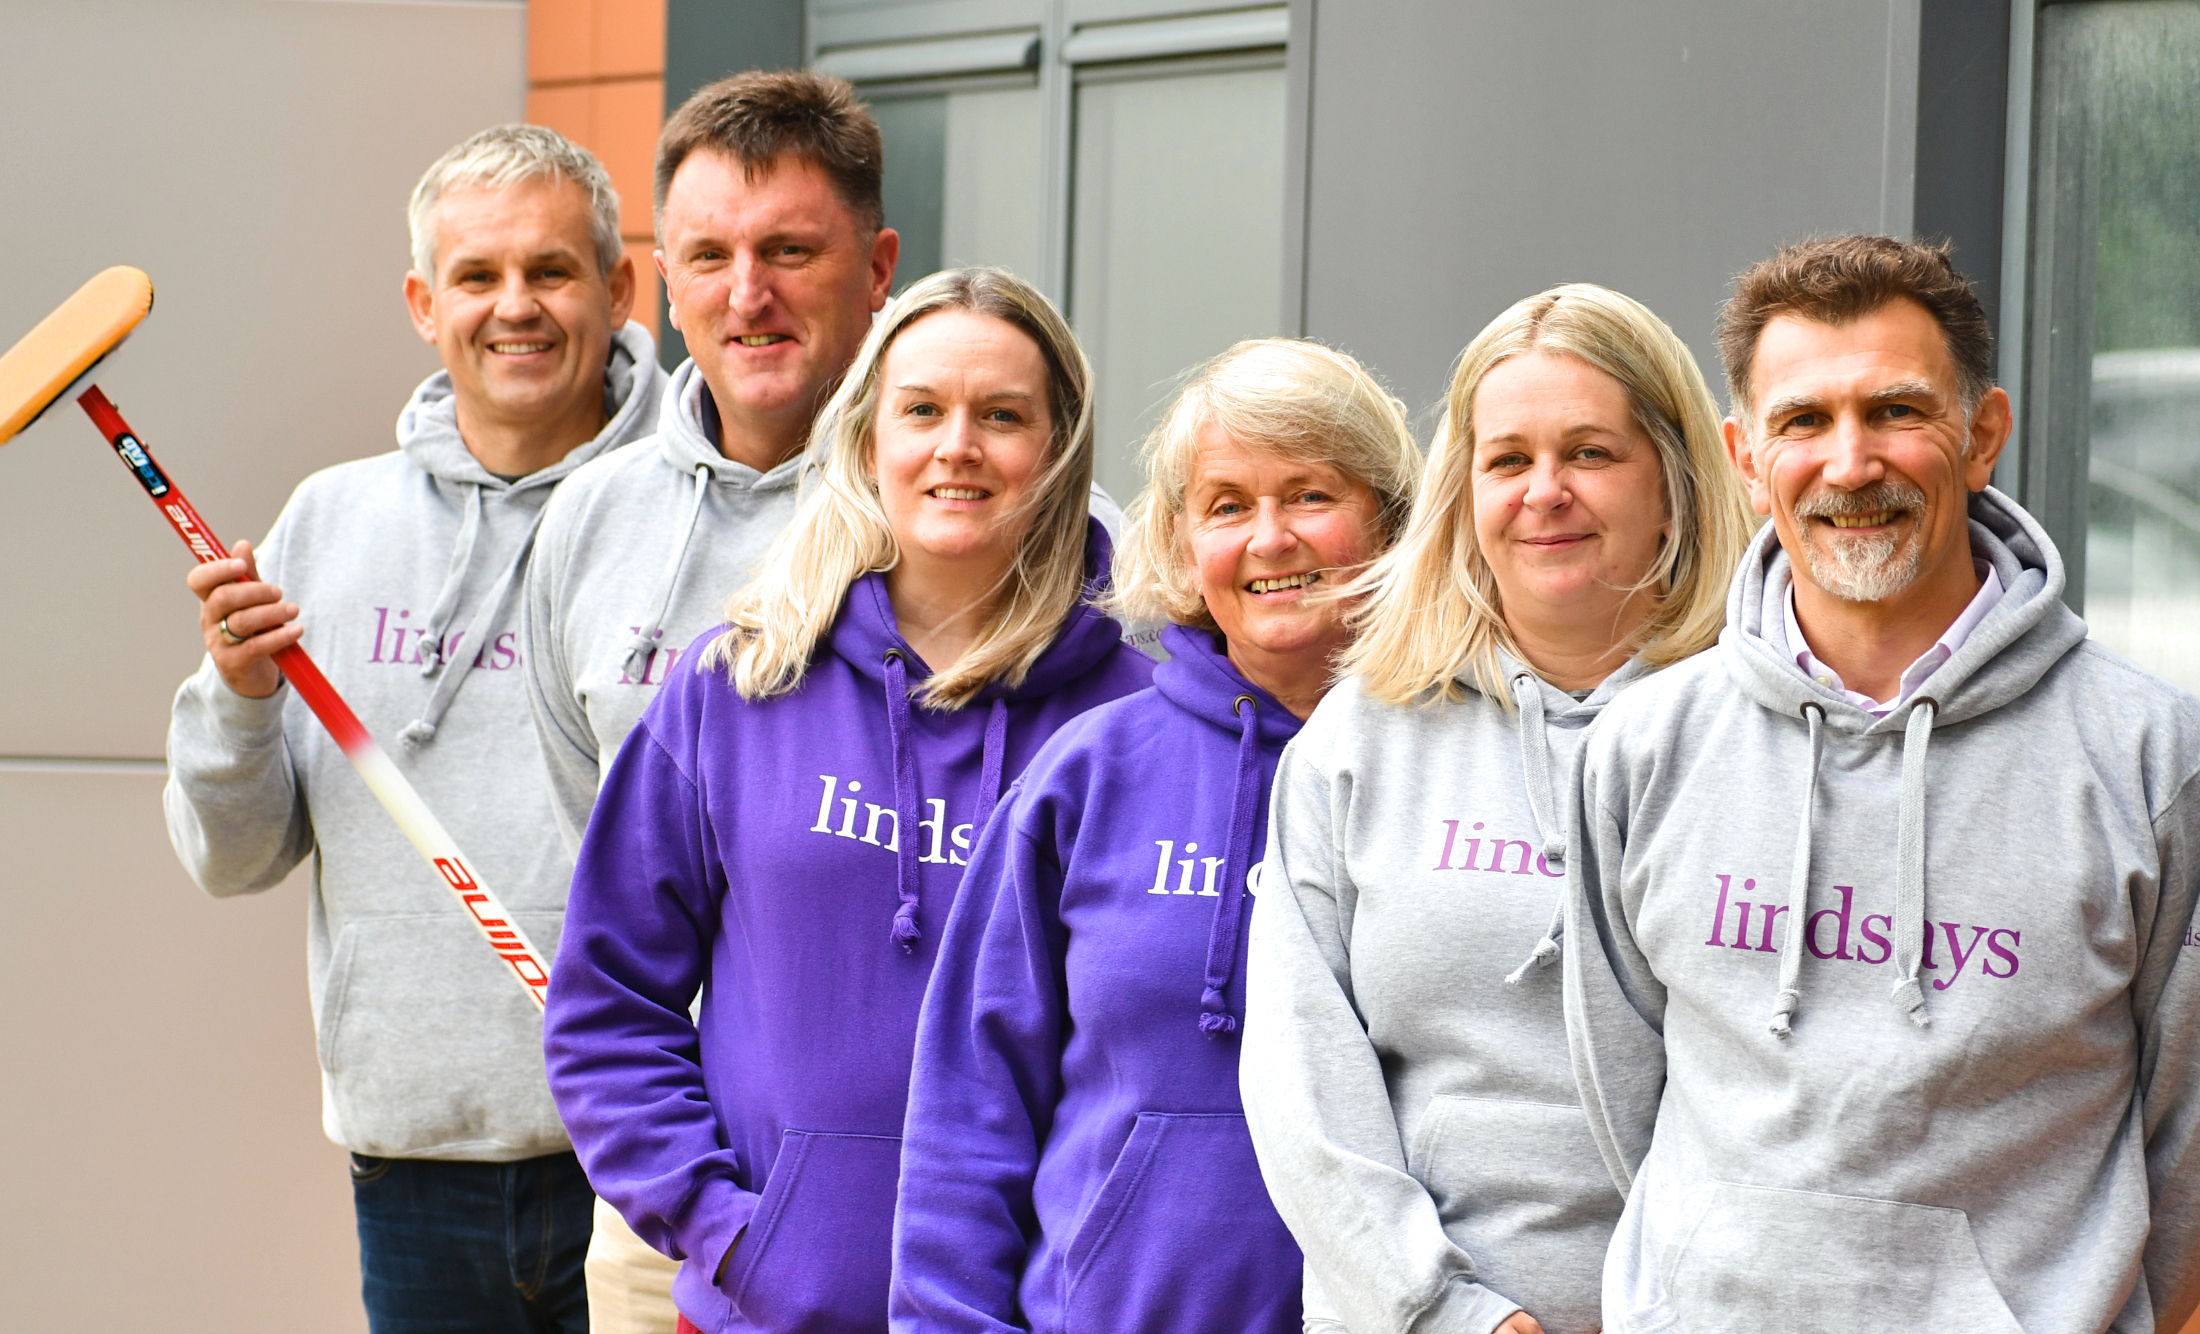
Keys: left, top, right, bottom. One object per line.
{"left": 163, "top": 658, "right": 311, "bottom": 896}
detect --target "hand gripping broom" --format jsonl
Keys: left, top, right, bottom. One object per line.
{"left": 0, "top": 267, "right": 552, "bottom": 1008}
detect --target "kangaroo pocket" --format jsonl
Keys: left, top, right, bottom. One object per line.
{"left": 725, "top": 1130, "right": 900, "bottom": 1334}
{"left": 1062, "top": 1112, "right": 1300, "bottom": 1334}
{"left": 1661, "top": 1181, "right": 2022, "bottom": 1334}
{"left": 318, "top": 912, "right": 566, "bottom": 1156}
{"left": 1408, "top": 1096, "right": 1622, "bottom": 1334}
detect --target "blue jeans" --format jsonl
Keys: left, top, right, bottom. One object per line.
{"left": 351, "top": 1150, "right": 593, "bottom": 1333}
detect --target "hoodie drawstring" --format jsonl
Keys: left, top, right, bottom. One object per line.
{"left": 415, "top": 483, "right": 485, "bottom": 674}
{"left": 1768, "top": 704, "right": 1826, "bottom": 1036}
{"left": 1768, "top": 700, "right": 1938, "bottom": 1037}
{"left": 401, "top": 493, "right": 545, "bottom": 747}
{"left": 622, "top": 463, "right": 711, "bottom": 683}
{"left": 1197, "top": 695, "right": 1265, "bottom": 1036}
{"left": 1889, "top": 699, "right": 1937, "bottom": 1028}
{"left": 1505, "top": 672, "right": 1571, "bottom": 985}
{"left": 880, "top": 651, "right": 1009, "bottom": 953}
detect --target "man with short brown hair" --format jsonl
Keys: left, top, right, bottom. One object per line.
{"left": 522, "top": 70, "right": 898, "bottom": 1333}
{"left": 1564, "top": 235, "right": 2200, "bottom": 1333}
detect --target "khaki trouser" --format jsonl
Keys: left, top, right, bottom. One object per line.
{"left": 586, "top": 1195, "right": 682, "bottom": 1334}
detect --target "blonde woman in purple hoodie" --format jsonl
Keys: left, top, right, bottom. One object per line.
{"left": 1240, "top": 285, "right": 1754, "bottom": 1334}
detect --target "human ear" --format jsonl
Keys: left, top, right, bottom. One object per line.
{"left": 606, "top": 252, "right": 637, "bottom": 330}
{"left": 402, "top": 270, "right": 438, "bottom": 345}
{"left": 867, "top": 228, "right": 901, "bottom": 311}
{"left": 1723, "top": 416, "right": 1774, "bottom": 517}
{"left": 1963, "top": 387, "right": 2013, "bottom": 491}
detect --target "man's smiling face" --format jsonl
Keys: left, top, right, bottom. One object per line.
{"left": 404, "top": 176, "right": 629, "bottom": 442}
{"left": 656, "top": 150, "right": 897, "bottom": 457}
{"left": 1730, "top": 298, "right": 2004, "bottom": 604}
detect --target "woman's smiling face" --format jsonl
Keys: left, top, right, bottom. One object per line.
{"left": 1185, "top": 423, "right": 1383, "bottom": 670}
{"left": 871, "top": 308, "right": 1054, "bottom": 573}
{"left": 1469, "top": 351, "right": 1671, "bottom": 629}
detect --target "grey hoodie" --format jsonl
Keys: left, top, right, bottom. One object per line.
{"left": 522, "top": 357, "right": 1137, "bottom": 851}
{"left": 1242, "top": 661, "right": 1641, "bottom": 1334}
{"left": 164, "top": 323, "right": 665, "bottom": 1161}
{"left": 1564, "top": 488, "right": 2200, "bottom": 1333}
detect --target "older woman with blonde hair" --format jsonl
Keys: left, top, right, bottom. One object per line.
{"left": 543, "top": 268, "right": 1154, "bottom": 1334}
{"left": 891, "top": 338, "right": 1422, "bottom": 1334}
{"left": 1241, "top": 285, "right": 1755, "bottom": 1334}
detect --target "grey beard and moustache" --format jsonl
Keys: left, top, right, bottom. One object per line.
{"left": 1792, "top": 479, "right": 1930, "bottom": 602}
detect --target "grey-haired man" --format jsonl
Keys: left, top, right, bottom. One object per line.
{"left": 163, "top": 124, "right": 665, "bottom": 1333}
{"left": 1565, "top": 235, "right": 2200, "bottom": 1333}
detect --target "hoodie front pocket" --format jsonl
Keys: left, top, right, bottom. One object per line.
{"left": 1662, "top": 1181, "right": 2021, "bottom": 1334}
{"left": 725, "top": 1130, "right": 900, "bottom": 1333}
{"left": 1062, "top": 1112, "right": 1300, "bottom": 1334}
{"left": 1408, "top": 1096, "right": 1621, "bottom": 1334}
{"left": 320, "top": 912, "right": 568, "bottom": 1157}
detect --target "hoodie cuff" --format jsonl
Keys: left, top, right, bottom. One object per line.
{"left": 673, "top": 1178, "right": 761, "bottom": 1296}
{"left": 204, "top": 675, "right": 290, "bottom": 749}
{"left": 1412, "top": 1278, "right": 1527, "bottom": 1334}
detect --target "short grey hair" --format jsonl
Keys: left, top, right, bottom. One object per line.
{"left": 407, "top": 124, "right": 623, "bottom": 280}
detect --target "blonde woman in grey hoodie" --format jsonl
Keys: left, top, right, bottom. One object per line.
{"left": 1240, "top": 285, "right": 1754, "bottom": 1334}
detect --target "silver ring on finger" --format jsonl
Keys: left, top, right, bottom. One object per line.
{"left": 218, "top": 617, "right": 247, "bottom": 646}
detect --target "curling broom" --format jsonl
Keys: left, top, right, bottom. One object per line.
{"left": 0, "top": 267, "right": 552, "bottom": 1008}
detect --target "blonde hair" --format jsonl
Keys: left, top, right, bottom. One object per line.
{"left": 1344, "top": 283, "right": 1756, "bottom": 706}
{"left": 704, "top": 268, "right": 1098, "bottom": 709}
{"left": 1111, "top": 339, "right": 1423, "bottom": 630}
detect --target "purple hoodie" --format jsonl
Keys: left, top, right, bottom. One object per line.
{"left": 890, "top": 623, "right": 1303, "bottom": 1334}
{"left": 542, "top": 524, "right": 1153, "bottom": 1334}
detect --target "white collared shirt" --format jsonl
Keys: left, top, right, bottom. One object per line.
{"left": 1780, "top": 558, "right": 2004, "bottom": 717}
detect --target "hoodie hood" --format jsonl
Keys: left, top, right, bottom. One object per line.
{"left": 1718, "top": 487, "right": 2089, "bottom": 1035}
{"left": 1722, "top": 486, "right": 2088, "bottom": 733}
{"left": 650, "top": 357, "right": 811, "bottom": 489}
{"left": 827, "top": 518, "right": 1124, "bottom": 702}
{"left": 388, "top": 322, "right": 664, "bottom": 744}
{"left": 1152, "top": 623, "right": 1302, "bottom": 748}
{"left": 826, "top": 517, "right": 1130, "bottom": 950}
{"left": 615, "top": 360, "right": 806, "bottom": 685}
{"left": 396, "top": 321, "right": 660, "bottom": 490}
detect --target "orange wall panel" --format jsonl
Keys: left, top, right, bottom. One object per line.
{"left": 526, "top": 0, "right": 594, "bottom": 84}
{"left": 593, "top": 77, "right": 664, "bottom": 236}
{"left": 527, "top": 0, "right": 668, "bottom": 347}
{"left": 525, "top": 84, "right": 592, "bottom": 148}
{"left": 594, "top": 0, "right": 666, "bottom": 80}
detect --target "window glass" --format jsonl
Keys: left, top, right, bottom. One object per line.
{"left": 871, "top": 93, "right": 948, "bottom": 293}
{"left": 1070, "top": 61, "right": 1287, "bottom": 503}
{"left": 869, "top": 83, "right": 1043, "bottom": 295}
{"left": 2031, "top": 0, "right": 2200, "bottom": 690}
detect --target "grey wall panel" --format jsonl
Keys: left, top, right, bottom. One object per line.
{"left": 0, "top": 0, "right": 525, "bottom": 759}
{"left": 0, "top": 769, "right": 359, "bottom": 1334}
{"left": 1915, "top": 0, "right": 2012, "bottom": 345}
{"left": 1299, "top": 0, "right": 1922, "bottom": 426}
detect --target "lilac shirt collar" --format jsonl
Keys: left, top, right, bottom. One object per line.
{"left": 1773, "top": 556, "right": 2003, "bottom": 716}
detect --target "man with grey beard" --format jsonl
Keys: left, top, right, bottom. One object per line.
{"left": 1561, "top": 235, "right": 2200, "bottom": 1332}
